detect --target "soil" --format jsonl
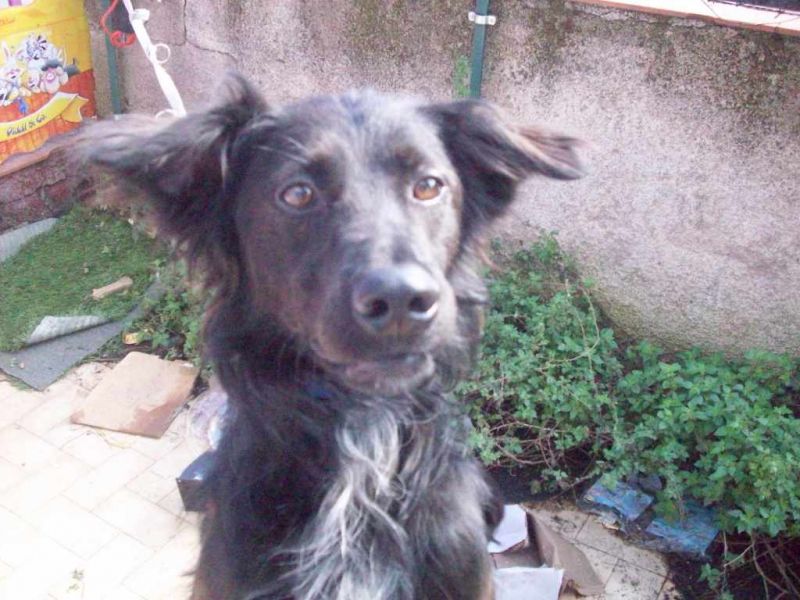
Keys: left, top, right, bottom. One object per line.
{"left": 669, "top": 534, "right": 800, "bottom": 599}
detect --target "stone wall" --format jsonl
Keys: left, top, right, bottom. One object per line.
{"left": 0, "top": 146, "right": 93, "bottom": 232}
{"left": 92, "top": 0, "right": 800, "bottom": 355}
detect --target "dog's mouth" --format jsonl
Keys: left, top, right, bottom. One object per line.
{"left": 310, "top": 343, "right": 435, "bottom": 395}
{"left": 343, "top": 353, "right": 434, "bottom": 392}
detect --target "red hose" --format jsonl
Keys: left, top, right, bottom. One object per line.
{"left": 100, "top": 0, "right": 137, "bottom": 48}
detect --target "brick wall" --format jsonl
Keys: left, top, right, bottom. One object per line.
{"left": 0, "top": 148, "right": 94, "bottom": 233}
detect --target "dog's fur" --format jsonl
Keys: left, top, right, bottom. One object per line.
{"left": 84, "top": 74, "right": 582, "bottom": 600}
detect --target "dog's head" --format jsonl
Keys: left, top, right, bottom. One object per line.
{"left": 85, "top": 74, "right": 582, "bottom": 395}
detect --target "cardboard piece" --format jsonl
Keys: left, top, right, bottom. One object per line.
{"left": 490, "top": 505, "right": 604, "bottom": 598}
{"left": 71, "top": 351, "right": 198, "bottom": 438}
{"left": 529, "top": 513, "right": 605, "bottom": 596}
{"left": 494, "top": 567, "right": 564, "bottom": 600}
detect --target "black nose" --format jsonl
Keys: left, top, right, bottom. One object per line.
{"left": 352, "top": 265, "right": 440, "bottom": 336}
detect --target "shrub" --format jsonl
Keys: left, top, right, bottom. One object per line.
{"left": 607, "top": 345, "right": 800, "bottom": 537}
{"left": 463, "top": 237, "right": 800, "bottom": 541}
{"left": 459, "top": 238, "right": 622, "bottom": 490}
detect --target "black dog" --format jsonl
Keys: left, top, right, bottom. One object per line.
{"left": 85, "top": 73, "right": 582, "bottom": 600}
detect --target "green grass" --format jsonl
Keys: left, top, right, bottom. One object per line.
{"left": 0, "top": 206, "right": 163, "bottom": 351}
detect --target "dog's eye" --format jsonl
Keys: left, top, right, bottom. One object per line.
{"left": 412, "top": 177, "right": 445, "bottom": 202}
{"left": 280, "top": 184, "right": 315, "bottom": 209}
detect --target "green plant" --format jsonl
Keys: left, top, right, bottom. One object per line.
{"left": 607, "top": 345, "right": 800, "bottom": 537}
{"left": 459, "top": 237, "right": 622, "bottom": 491}
{"left": 463, "top": 236, "right": 800, "bottom": 544}
{"left": 129, "top": 261, "right": 205, "bottom": 365}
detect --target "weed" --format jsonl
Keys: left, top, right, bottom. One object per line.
{"left": 126, "top": 261, "right": 205, "bottom": 367}
{"left": 459, "top": 237, "right": 621, "bottom": 491}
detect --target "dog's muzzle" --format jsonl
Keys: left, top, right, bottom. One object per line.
{"left": 351, "top": 264, "right": 440, "bottom": 338}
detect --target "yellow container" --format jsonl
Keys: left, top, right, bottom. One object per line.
{"left": 0, "top": 0, "right": 96, "bottom": 163}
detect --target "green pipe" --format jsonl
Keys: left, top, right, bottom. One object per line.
{"left": 469, "top": 0, "right": 492, "bottom": 98}
{"left": 99, "top": 0, "right": 124, "bottom": 116}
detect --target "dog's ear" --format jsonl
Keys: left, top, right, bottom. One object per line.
{"left": 82, "top": 72, "right": 266, "bottom": 284}
{"left": 425, "top": 99, "right": 583, "bottom": 235}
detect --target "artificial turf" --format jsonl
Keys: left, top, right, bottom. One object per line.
{"left": 0, "top": 206, "right": 162, "bottom": 351}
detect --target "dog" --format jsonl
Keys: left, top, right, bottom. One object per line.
{"left": 84, "top": 73, "right": 582, "bottom": 600}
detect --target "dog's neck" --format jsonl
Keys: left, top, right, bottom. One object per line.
{"left": 210, "top": 349, "right": 475, "bottom": 600}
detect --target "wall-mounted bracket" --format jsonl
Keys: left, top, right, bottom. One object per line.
{"left": 468, "top": 11, "right": 496, "bottom": 26}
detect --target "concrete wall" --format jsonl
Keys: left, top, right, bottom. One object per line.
{"left": 91, "top": 0, "right": 800, "bottom": 356}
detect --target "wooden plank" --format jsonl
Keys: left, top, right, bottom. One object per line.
{"left": 572, "top": 0, "right": 800, "bottom": 36}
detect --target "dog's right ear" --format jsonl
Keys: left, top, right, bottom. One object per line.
{"left": 82, "top": 72, "right": 266, "bottom": 279}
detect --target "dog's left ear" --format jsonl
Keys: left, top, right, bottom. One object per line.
{"left": 424, "top": 99, "right": 584, "bottom": 233}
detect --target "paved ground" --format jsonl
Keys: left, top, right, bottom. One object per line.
{"left": 0, "top": 362, "right": 681, "bottom": 599}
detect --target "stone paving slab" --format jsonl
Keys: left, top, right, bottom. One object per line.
{"left": 0, "top": 361, "right": 678, "bottom": 600}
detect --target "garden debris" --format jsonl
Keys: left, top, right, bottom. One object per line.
{"left": 581, "top": 479, "right": 653, "bottom": 522}
{"left": 124, "top": 331, "right": 144, "bottom": 344}
{"left": 529, "top": 513, "right": 604, "bottom": 596}
{"left": 0, "top": 218, "right": 58, "bottom": 263}
{"left": 489, "top": 504, "right": 529, "bottom": 553}
{"left": 580, "top": 479, "right": 719, "bottom": 559}
{"left": 92, "top": 275, "right": 134, "bottom": 300}
{"left": 26, "top": 314, "right": 110, "bottom": 345}
{"left": 187, "top": 378, "right": 229, "bottom": 449}
{"left": 71, "top": 351, "right": 198, "bottom": 438}
{"left": 643, "top": 502, "right": 719, "bottom": 559}
{"left": 490, "top": 505, "right": 603, "bottom": 598}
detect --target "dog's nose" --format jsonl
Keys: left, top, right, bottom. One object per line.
{"left": 352, "top": 265, "right": 440, "bottom": 336}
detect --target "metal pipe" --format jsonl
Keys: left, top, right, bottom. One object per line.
{"left": 469, "top": 0, "right": 492, "bottom": 98}
{"left": 100, "top": 0, "right": 124, "bottom": 116}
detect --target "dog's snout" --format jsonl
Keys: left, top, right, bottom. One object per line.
{"left": 352, "top": 265, "right": 440, "bottom": 336}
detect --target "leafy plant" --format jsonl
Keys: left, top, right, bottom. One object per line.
{"left": 459, "top": 237, "right": 622, "bottom": 491}
{"left": 463, "top": 236, "right": 800, "bottom": 544}
{"left": 606, "top": 345, "right": 800, "bottom": 537}
{"left": 128, "top": 261, "right": 205, "bottom": 365}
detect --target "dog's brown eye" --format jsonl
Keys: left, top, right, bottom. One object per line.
{"left": 412, "top": 177, "right": 444, "bottom": 202}
{"left": 280, "top": 184, "right": 315, "bottom": 208}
